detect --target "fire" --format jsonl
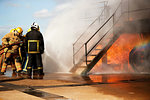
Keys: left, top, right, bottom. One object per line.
{"left": 107, "top": 34, "right": 141, "bottom": 66}
{"left": 129, "top": 17, "right": 133, "bottom": 21}
{"left": 90, "top": 33, "right": 142, "bottom": 73}
{"left": 89, "top": 74, "right": 136, "bottom": 83}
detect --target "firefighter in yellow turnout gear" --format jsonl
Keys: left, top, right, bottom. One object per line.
{"left": 0, "top": 27, "right": 23, "bottom": 75}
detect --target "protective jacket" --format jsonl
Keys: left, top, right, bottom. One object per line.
{"left": 25, "top": 29, "right": 44, "bottom": 54}
{"left": 2, "top": 32, "right": 21, "bottom": 53}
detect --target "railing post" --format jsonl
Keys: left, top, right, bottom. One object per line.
{"left": 128, "top": 0, "right": 129, "bottom": 21}
{"left": 121, "top": 0, "right": 122, "bottom": 14}
{"left": 85, "top": 43, "right": 88, "bottom": 65}
{"left": 113, "top": 14, "right": 115, "bottom": 42}
{"left": 73, "top": 43, "right": 75, "bottom": 65}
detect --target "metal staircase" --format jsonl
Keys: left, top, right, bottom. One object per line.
{"left": 71, "top": 0, "right": 150, "bottom": 76}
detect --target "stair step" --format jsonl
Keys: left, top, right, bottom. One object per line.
{"left": 78, "top": 66, "right": 87, "bottom": 68}
{"left": 89, "top": 54, "right": 97, "bottom": 56}
{"left": 86, "top": 60, "right": 92, "bottom": 62}
{"left": 80, "top": 62, "right": 87, "bottom": 66}
{"left": 87, "top": 62, "right": 90, "bottom": 65}
{"left": 95, "top": 49, "right": 102, "bottom": 50}
{"left": 90, "top": 49, "right": 101, "bottom": 55}
{"left": 87, "top": 56, "right": 95, "bottom": 60}
{"left": 75, "top": 67, "right": 87, "bottom": 75}
{"left": 83, "top": 61, "right": 91, "bottom": 65}
{"left": 70, "top": 61, "right": 87, "bottom": 73}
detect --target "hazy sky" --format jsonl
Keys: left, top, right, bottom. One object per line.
{"left": 0, "top": 0, "right": 59, "bottom": 40}
{"left": 0, "top": 0, "right": 106, "bottom": 41}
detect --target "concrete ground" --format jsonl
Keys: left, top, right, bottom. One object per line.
{"left": 0, "top": 70, "right": 150, "bottom": 100}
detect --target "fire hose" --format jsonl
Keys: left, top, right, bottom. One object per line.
{"left": 0, "top": 42, "right": 23, "bottom": 55}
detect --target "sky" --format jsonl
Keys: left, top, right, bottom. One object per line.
{"left": 0, "top": 0, "right": 58, "bottom": 40}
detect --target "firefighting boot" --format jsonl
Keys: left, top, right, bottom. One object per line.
{"left": 20, "top": 71, "right": 28, "bottom": 75}
{"left": 38, "top": 70, "right": 44, "bottom": 75}
{"left": 37, "top": 68, "right": 44, "bottom": 75}
{"left": 15, "top": 69, "right": 23, "bottom": 74}
{"left": 37, "top": 75, "right": 44, "bottom": 79}
{"left": 0, "top": 72, "right": 4, "bottom": 75}
{"left": 13, "top": 69, "right": 16, "bottom": 73}
{"left": 27, "top": 69, "right": 32, "bottom": 76}
{"left": 12, "top": 71, "right": 17, "bottom": 77}
{"left": 33, "top": 69, "right": 38, "bottom": 75}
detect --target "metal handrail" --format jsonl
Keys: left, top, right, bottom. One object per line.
{"left": 73, "top": 1, "right": 108, "bottom": 46}
{"left": 85, "top": 14, "right": 114, "bottom": 45}
{"left": 84, "top": 1, "right": 150, "bottom": 66}
{"left": 85, "top": 3, "right": 150, "bottom": 58}
{"left": 72, "top": 0, "right": 119, "bottom": 65}
{"left": 73, "top": 0, "right": 150, "bottom": 65}
{"left": 84, "top": 0, "right": 123, "bottom": 58}
{"left": 73, "top": 1, "right": 108, "bottom": 65}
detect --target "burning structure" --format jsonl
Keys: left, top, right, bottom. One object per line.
{"left": 71, "top": 0, "right": 150, "bottom": 75}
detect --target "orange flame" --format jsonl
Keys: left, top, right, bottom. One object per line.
{"left": 91, "top": 33, "right": 142, "bottom": 73}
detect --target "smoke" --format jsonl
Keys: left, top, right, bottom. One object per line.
{"left": 89, "top": 0, "right": 150, "bottom": 74}
{"left": 43, "top": 0, "right": 105, "bottom": 73}
{"left": 43, "top": 0, "right": 150, "bottom": 74}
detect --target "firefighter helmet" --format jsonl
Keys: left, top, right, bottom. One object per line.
{"left": 16, "top": 27, "right": 23, "bottom": 35}
{"left": 10, "top": 29, "right": 15, "bottom": 33}
{"left": 13, "top": 27, "right": 23, "bottom": 36}
{"left": 31, "top": 22, "right": 39, "bottom": 30}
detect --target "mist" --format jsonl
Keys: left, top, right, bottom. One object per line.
{"left": 43, "top": 0, "right": 106, "bottom": 73}
{"left": 43, "top": 0, "right": 150, "bottom": 74}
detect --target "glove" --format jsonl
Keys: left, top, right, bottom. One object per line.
{"left": 9, "top": 41, "right": 14, "bottom": 45}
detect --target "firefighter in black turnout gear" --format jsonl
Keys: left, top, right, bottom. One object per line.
{"left": 25, "top": 22, "right": 44, "bottom": 77}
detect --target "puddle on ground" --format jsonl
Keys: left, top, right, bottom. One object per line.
{"left": 23, "top": 88, "right": 64, "bottom": 99}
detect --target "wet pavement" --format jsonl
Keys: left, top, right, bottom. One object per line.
{"left": 0, "top": 70, "right": 150, "bottom": 100}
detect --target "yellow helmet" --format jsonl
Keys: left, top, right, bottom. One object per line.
{"left": 10, "top": 29, "right": 15, "bottom": 33}
{"left": 15, "top": 27, "right": 23, "bottom": 35}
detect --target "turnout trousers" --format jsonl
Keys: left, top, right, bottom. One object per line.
{"left": 1, "top": 52, "right": 22, "bottom": 73}
{"left": 27, "top": 54, "right": 43, "bottom": 76}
